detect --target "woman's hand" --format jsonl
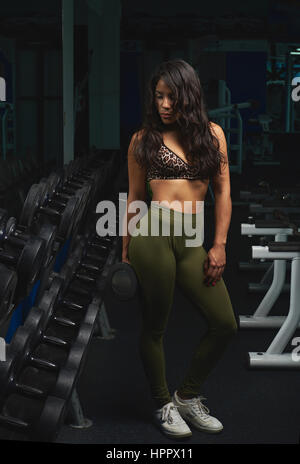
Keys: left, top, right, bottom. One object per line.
{"left": 122, "top": 250, "right": 131, "bottom": 265}
{"left": 203, "top": 244, "right": 226, "bottom": 286}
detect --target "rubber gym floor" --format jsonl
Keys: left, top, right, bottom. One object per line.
{"left": 56, "top": 169, "right": 300, "bottom": 445}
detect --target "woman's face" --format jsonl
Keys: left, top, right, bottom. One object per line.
{"left": 155, "top": 79, "right": 179, "bottom": 125}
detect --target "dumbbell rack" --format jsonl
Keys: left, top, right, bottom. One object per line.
{"left": 239, "top": 222, "right": 298, "bottom": 329}
{"left": 0, "top": 238, "right": 119, "bottom": 441}
{"left": 3, "top": 149, "right": 117, "bottom": 338}
{"left": 0, "top": 149, "right": 121, "bottom": 441}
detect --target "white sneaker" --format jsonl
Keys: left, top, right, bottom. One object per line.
{"left": 153, "top": 401, "right": 192, "bottom": 439}
{"left": 172, "top": 390, "right": 223, "bottom": 433}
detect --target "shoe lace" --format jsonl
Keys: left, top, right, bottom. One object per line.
{"left": 161, "top": 402, "right": 183, "bottom": 425}
{"left": 189, "top": 396, "right": 210, "bottom": 420}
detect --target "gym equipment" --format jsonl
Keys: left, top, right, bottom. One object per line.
{"left": 44, "top": 235, "right": 116, "bottom": 342}
{"left": 240, "top": 181, "right": 272, "bottom": 201}
{"left": 0, "top": 263, "right": 18, "bottom": 325}
{"left": 32, "top": 271, "right": 98, "bottom": 337}
{"left": 63, "top": 165, "right": 102, "bottom": 203}
{"left": 0, "top": 308, "right": 97, "bottom": 442}
{"left": 87, "top": 234, "right": 116, "bottom": 255}
{"left": 0, "top": 231, "right": 45, "bottom": 299}
{"left": 238, "top": 205, "right": 300, "bottom": 272}
{"left": 0, "top": 209, "right": 57, "bottom": 269}
{"left": 240, "top": 218, "right": 300, "bottom": 329}
{"left": 45, "top": 172, "right": 63, "bottom": 195}
{"left": 20, "top": 183, "right": 80, "bottom": 241}
{"left": 0, "top": 309, "right": 95, "bottom": 399}
{"left": 0, "top": 269, "right": 99, "bottom": 384}
{"left": 0, "top": 149, "right": 121, "bottom": 441}
{"left": 249, "top": 201, "right": 300, "bottom": 220}
{"left": 240, "top": 184, "right": 300, "bottom": 203}
{"left": 105, "top": 261, "right": 138, "bottom": 301}
{"left": 0, "top": 395, "right": 67, "bottom": 442}
{"left": 247, "top": 260, "right": 290, "bottom": 294}
{"left": 208, "top": 98, "right": 255, "bottom": 175}
{"left": 247, "top": 240, "right": 300, "bottom": 368}
{"left": 42, "top": 178, "right": 91, "bottom": 216}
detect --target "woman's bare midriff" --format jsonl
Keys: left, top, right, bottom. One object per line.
{"left": 149, "top": 178, "right": 210, "bottom": 213}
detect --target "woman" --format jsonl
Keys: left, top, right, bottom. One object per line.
{"left": 122, "top": 59, "right": 237, "bottom": 439}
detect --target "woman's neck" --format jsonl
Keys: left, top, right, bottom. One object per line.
{"left": 162, "top": 125, "right": 185, "bottom": 144}
{"left": 162, "top": 121, "right": 180, "bottom": 133}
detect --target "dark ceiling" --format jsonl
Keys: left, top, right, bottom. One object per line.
{"left": 0, "top": 0, "right": 299, "bottom": 46}
{"left": 120, "top": 0, "right": 300, "bottom": 42}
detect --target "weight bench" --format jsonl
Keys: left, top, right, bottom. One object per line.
{"left": 240, "top": 220, "right": 300, "bottom": 329}
{"left": 246, "top": 240, "right": 300, "bottom": 368}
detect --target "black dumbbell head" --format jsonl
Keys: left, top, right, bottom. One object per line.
{"left": 107, "top": 261, "right": 138, "bottom": 301}
{"left": 0, "top": 209, "right": 8, "bottom": 242}
{"left": 19, "top": 184, "right": 43, "bottom": 228}
{"left": 17, "top": 237, "right": 46, "bottom": 295}
{"left": 31, "top": 396, "right": 67, "bottom": 442}
{"left": 47, "top": 172, "right": 63, "bottom": 196}
{"left": 37, "top": 223, "right": 57, "bottom": 267}
{"left": 58, "top": 196, "right": 80, "bottom": 240}
{"left": 0, "top": 264, "right": 18, "bottom": 324}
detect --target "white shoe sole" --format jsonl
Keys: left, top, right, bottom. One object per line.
{"left": 172, "top": 395, "right": 224, "bottom": 434}
{"left": 153, "top": 418, "right": 193, "bottom": 439}
{"left": 181, "top": 415, "right": 223, "bottom": 434}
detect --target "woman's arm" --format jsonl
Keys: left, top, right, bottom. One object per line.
{"left": 122, "top": 131, "right": 147, "bottom": 263}
{"left": 203, "top": 123, "right": 231, "bottom": 286}
{"left": 211, "top": 123, "right": 232, "bottom": 247}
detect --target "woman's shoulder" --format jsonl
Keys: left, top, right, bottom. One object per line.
{"left": 128, "top": 129, "right": 146, "bottom": 160}
{"left": 208, "top": 121, "right": 225, "bottom": 139}
{"left": 208, "top": 121, "right": 221, "bottom": 132}
{"left": 132, "top": 128, "right": 146, "bottom": 141}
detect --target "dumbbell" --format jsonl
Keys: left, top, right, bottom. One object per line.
{"left": 0, "top": 263, "right": 18, "bottom": 324}
{"left": 58, "top": 260, "right": 101, "bottom": 300}
{"left": 46, "top": 171, "right": 63, "bottom": 194}
{"left": 0, "top": 307, "right": 97, "bottom": 441}
{"left": 48, "top": 174, "right": 94, "bottom": 227}
{"left": 38, "top": 178, "right": 91, "bottom": 230}
{"left": 63, "top": 159, "right": 82, "bottom": 179}
{"left": 47, "top": 236, "right": 104, "bottom": 288}
{"left": 87, "top": 234, "right": 116, "bottom": 257}
{"left": 57, "top": 264, "right": 92, "bottom": 298}
{"left": 64, "top": 170, "right": 95, "bottom": 190}
{"left": 38, "top": 276, "right": 98, "bottom": 331}
{"left": 0, "top": 224, "right": 45, "bottom": 298}
{"left": 104, "top": 261, "right": 138, "bottom": 301}
{"left": 45, "top": 176, "right": 91, "bottom": 209}
{"left": 45, "top": 245, "right": 91, "bottom": 300}
{"left": 26, "top": 300, "right": 98, "bottom": 368}
{"left": 29, "top": 270, "right": 97, "bottom": 334}
{"left": 0, "top": 394, "right": 67, "bottom": 442}
{"left": 76, "top": 172, "right": 103, "bottom": 205}
{"left": 20, "top": 183, "right": 80, "bottom": 241}
{"left": 64, "top": 159, "right": 95, "bottom": 181}
{"left": 53, "top": 240, "right": 112, "bottom": 302}
{"left": 71, "top": 235, "right": 113, "bottom": 272}
{"left": 46, "top": 169, "right": 84, "bottom": 197}
{"left": 0, "top": 209, "right": 57, "bottom": 268}
{"left": 0, "top": 301, "right": 98, "bottom": 404}
{"left": 63, "top": 162, "right": 101, "bottom": 196}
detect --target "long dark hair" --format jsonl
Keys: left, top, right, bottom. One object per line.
{"left": 131, "top": 59, "right": 227, "bottom": 180}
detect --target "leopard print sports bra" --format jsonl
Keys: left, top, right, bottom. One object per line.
{"left": 146, "top": 143, "right": 203, "bottom": 182}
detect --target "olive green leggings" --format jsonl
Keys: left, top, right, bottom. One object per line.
{"left": 127, "top": 201, "right": 238, "bottom": 409}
